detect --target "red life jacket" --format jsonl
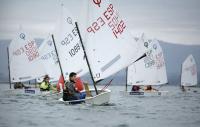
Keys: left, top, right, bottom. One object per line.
{"left": 75, "top": 77, "right": 84, "bottom": 92}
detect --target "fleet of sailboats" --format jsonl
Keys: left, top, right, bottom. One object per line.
{"left": 58, "top": 0, "right": 144, "bottom": 104}
{"left": 6, "top": 0, "right": 199, "bottom": 105}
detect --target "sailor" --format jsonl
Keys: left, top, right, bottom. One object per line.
{"left": 63, "top": 72, "right": 86, "bottom": 101}
{"left": 131, "top": 85, "right": 140, "bottom": 92}
{"left": 40, "top": 75, "right": 51, "bottom": 91}
{"left": 14, "top": 82, "right": 31, "bottom": 89}
{"left": 181, "top": 85, "right": 186, "bottom": 92}
{"left": 14, "top": 82, "right": 25, "bottom": 89}
{"left": 144, "top": 85, "right": 158, "bottom": 91}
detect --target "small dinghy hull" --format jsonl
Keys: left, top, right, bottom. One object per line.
{"left": 59, "top": 89, "right": 111, "bottom": 105}
{"left": 7, "top": 88, "right": 62, "bottom": 99}
{"left": 120, "top": 90, "right": 168, "bottom": 96}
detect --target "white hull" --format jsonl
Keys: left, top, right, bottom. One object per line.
{"left": 6, "top": 88, "right": 62, "bottom": 98}
{"left": 59, "top": 89, "right": 111, "bottom": 105}
{"left": 7, "top": 88, "right": 42, "bottom": 95}
{"left": 120, "top": 90, "right": 168, "bottom": 96}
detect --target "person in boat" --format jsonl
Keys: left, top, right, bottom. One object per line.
{"left": 144, "top": 85, "right": 158, "bottom": 91}
{"left": 14, "top": 82, "right": 31, "bottom": 89}
{"left": 14, "top": 82, "right": 25, "bottom": 89}
{"left": 40, "top": 75, "right": 51, "bottom": 91}
{"left": 131, "top": 85, "right": 140, "bottom": 92}
{"left": 63, "top": 72, "right": 86, "bottom": 101}
{"left": 181, "top": 85, "right": 186, "bottom": 92}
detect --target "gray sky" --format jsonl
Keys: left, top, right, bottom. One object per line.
{"left": 0, "top": 0, "right": 200, "bottom": 45}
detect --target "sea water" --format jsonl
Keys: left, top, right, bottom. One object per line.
{"left": 0, "top": 84, "right": 200, "bottom": 127}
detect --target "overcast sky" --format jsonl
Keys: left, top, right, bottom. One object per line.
{"left": 0, "top": 0, "right": 200, "bottom": 45}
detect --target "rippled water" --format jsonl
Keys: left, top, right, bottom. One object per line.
{"left": 0, "top": 84, "right": 200, "bottom": 127}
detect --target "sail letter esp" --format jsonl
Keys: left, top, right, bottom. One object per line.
{"left": 87, "top": 4, "right": 126, "bottom": 39}
{"left": 9, "top": 30, "right": 46, "bottom": 82}
{"left": 12, "top": 40, "right": 39, "bottom": 62}
{"left": 79, "top": 0, "right": 143, "bottom": 82}
{"left": 53, "top": 5, "right": 88, "bottom": 80}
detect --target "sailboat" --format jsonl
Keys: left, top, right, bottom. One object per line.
{"left": 125, "top": 34, "right": 168, "bottom": 96}
{"left": 8, "top": 29, "right": 49, "bottom": 95}
{"left": 56, "top": 0, "right": 144, "bottom": 105}
{"left": 181, "top": 54, "right": 197, "bottom": 90}
{"left": 51, "top": 4, "right": 111, "bottom": 105}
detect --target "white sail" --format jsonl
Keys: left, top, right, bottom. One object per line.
{"left": 153, "top": 39, "right": 168, "bottom": 85}
{"left": 181, "top": 55, "right": 197, "bottom": 86}
{"left": 127, "top": 34, "right": 157, "bottom": 85}
{"left": 79, "top": 0, "right": 142, "bottom": 82}
{"left": 37, "top": 35, "right": 61, "bottom": 82}
{"left": 9, "top": 31, "right": 46, "bottom": 82}
{"left": 127, "top": 35, "right": 167, "bottom": 85}
{"left": 53, "top": 5, "right": 88, "bottom": 80}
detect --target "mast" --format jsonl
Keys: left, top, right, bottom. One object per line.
{"left": 34, "top": 79, "right": 37, "bottom": 88}
{"left": 75, "top": 22, "right": 98, "bottom": 95}
{"left": 180, "top": 63, "right": 183, "bottom": 88}
{"left": 125, "top": 67, "right": 128, "bottom": 91}
{"left": 7, "top": 47, "right": 11, "bottom": 89}
{"left": 51, "top": 34, "right": 65, "bottom": 84}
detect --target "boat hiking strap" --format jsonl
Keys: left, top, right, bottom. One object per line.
{"left": 101, "top": 79, "right": 113, "bottom": 91}
{"left": 84, "top": 83, "right": 92, "bottom": 97}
